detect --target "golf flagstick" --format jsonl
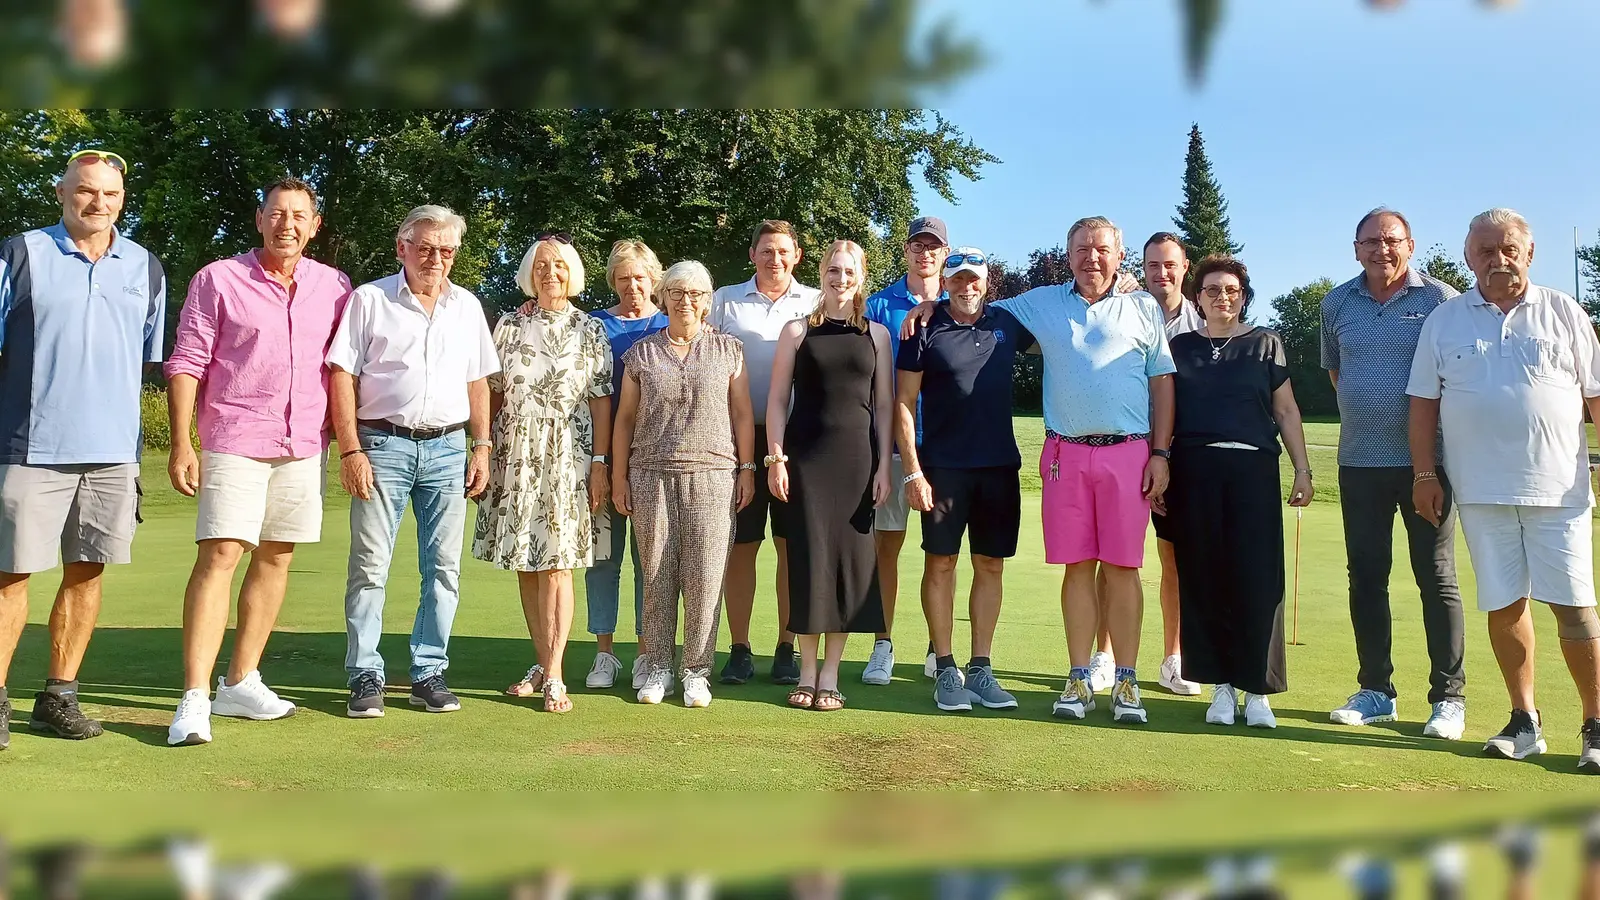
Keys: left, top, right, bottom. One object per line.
{"left": 1291, "top": 506, "right": 1303, "bottom": 645}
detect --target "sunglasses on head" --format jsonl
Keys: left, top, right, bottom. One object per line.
{"left": 537, "top": 231, "right": 573, "bottom": 245}
{"left": 944, "top": 252, "right": 987, "bottom": 269}
{"left": 67, "top": 149, "right": 128, "bottom": 173}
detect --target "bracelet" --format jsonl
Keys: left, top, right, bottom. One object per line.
{"left": 339, "top": 448, "right": 365, "bottom": 460}
{"left": 1295, "top": 468, "right": 1313, "bottom": 477}
{"left": 1413, "top": 471, "right": 1439, "bottom": 483}
{"left": 738, "top": 462, "right": 757, "bottom": 472}
{"left": 903, "top": 471, "right": 925, "bottom": 485}
{"left": 763, "top": 453, "right": 788, "bottom": 467}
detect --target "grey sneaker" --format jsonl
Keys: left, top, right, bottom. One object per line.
{"left": 1110, "top": 678, "right": 1148, "bottom": 724}
{"left": 934, "top": 667, "right": 971, "bottom": 712}
{"left": 1580, "top": 719, "right": 1600, "bottom": 774}
{"left": 1484, "top": 709, "right": 1545, "bottom": 760}
{"left": 965, "top": 665, "right": 1018, "bottom": 709}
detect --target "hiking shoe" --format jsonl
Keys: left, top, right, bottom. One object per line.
{"left": 1052, "top": 676, "right": 1095, "bottom": 720}
{"left": 1088, "top": 651, "right": 1116, "bottom": 693}
{"left": 346, "top": 672, "right": 385, "bottom": 719}
{"left": 770, "top": 642, "right": 801, "bottom": 685}
{"left": 1111, "top": 678, "right": 1148, "bottom": 724}
{"left": 29, "top": 689, "right": 104, "bottom": 739}
{"left": 1244, "top": 692, "right": 1277, "bottom": 729}
{"left": 1158, "top": 654, "right": 1201, "bottom": 696}
{"left": 934, "top": 667, "right": 971, "bottom": 712}
{"left": 719, "top": 644, "right": 755, "bottom": 684}
{"left": 0, "top": 697, "right": 9, "bottom": 750}
{"left": 1330, "top": 689, "right": 1397, "bottom": 726}
{"left": 965, "top": 665, "right": 1018, "bottom": 710}
{"left": 167, "top": 689, "right": 212, "bottom": 746}
{"left": 1423, "top": 699, "right": 1467, "bottom": 741}
{"left": 1580, "top": 719, "right": 1600, "bottom": 774}
{"left": 682, "top": 670, "right": 713, "bottom": 708}
{"left": 409, "top": 674, "right": 461, "bottom": 713}
{"left": 631, "top": 654, "right": 649, "bottom": 690}
{"left": 637, "top": 667, "right": 671, "bottom": 705}
{"left": 212, "top": 670, "right": 296, "bottom": 720}
{"left": 1206, "top": 683, "right": 1237, "bottom": 726}
{"left": 586, "top": 651, "right": 621, "bottom": 689}
{"left": 1484, "top": 709, "right": 1545, "bottom": 760}
{"left": 862, "top": 639, "right": 894, "bottom": 685}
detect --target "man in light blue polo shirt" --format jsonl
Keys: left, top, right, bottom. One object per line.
{"left": 0, "top": 150, "right": 165, "bottom": 749}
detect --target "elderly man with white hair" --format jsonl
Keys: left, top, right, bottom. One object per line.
{"left": 327, "top": 204, "right": 499, "bottom": 720}
{"left": 1407, "top": 208, "right": 1600, "bottom": 773}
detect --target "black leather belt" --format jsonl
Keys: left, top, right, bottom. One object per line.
{"left": 1045, "top": 429, "right": 1149, "bottom": 447}
{"left": 359, "top": 419, "right": 466, "bottom": 441}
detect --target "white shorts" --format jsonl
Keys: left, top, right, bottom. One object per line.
{"left": 875, "top": 454, "right": 910, "bottom": 532}
{"left": 1457, "top": 503, "right": 1597, "bottom": 612}
{"left": 196, "top": 451, "right": 327, "bottom": 547}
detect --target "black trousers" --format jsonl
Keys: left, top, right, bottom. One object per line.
{"left": 1168, "top": 447, "right": 1287, "bottom": 695}
{"left": 1337, "top": 466, "right": 1466, "bottom": 704}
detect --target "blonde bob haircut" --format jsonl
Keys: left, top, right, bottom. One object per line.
{"left": 516, "top": 236, "right": 586, "bottom": 298}
{"left": 656, "top": 260, "right": 716, "bottom": 321}
{"left": 808, "top": 240, "right": 869, "bottom": 332}
{"left": 606, "top": 239, "right": 664, "bottom": 295}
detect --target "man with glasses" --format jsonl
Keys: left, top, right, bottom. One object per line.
{"left": 327, "top": 205, "right": 499, "bottom": 719}
{"left": 163, "top": 177, "right": 354, "bottom": 746}
{"left": 0, "top": 149, "right": 164, "bottom": 748}
{"left": 710, "top": 220, "right": 821, "bottom": 686}
{"left": 861, "top": 216, "right": 948, "bottom": 686}
{"left": 1321, "top": 207, "right": 1466, "bottom": 740}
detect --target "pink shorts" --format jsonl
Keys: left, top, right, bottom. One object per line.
{"left": 1040, "top": 436, "right": 1151, "bottom": 568}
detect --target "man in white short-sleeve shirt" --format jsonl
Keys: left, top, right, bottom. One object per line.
{"left": 1406, "top": 208, "right": 1600, "bottom": 772}
{"left": 326, "top": 204, "right": 500, "bottom": 720}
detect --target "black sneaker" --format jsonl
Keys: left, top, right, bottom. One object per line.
{"left": 347, "top": 672, "right": 385, "bottom": 719}
{"left": 719, "top": 644, "right": 755, "bottom": 685}
{"left": 1580, "top": 718, "right": 1600, "bottom": 774}
{"left": 410, "top": 674, "right": 461, "bottom": 713}
{"left": 29, "top": 689, "right": 103, "bottom": 739}
{"left": 1484, "top": 709, "right": 1545, "bottom": 760}
{"left": 770, "top": 642, "right": 800, "bottom": 685}
{"left": 0, "top": 697, "right": 10, "bottom": 750}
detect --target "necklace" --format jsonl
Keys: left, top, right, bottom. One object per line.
{"left": 1206, "top": 323, "right": 1241, "bottom": 360}
{"left": 667, "top": 328, "right": 702, "bottom": 346}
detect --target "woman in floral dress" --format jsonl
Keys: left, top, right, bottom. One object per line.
{"left": 474, "top": 234, "right": 612, "bottom": 713}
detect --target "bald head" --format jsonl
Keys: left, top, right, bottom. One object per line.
{"left": 56, "top": 156, "right": 125, "bottom": 240}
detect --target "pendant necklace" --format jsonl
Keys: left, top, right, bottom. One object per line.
{"left": 1206, "top": 324, "right": 1239, "bottom": 361}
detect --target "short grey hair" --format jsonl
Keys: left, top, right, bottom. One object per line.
{"left": 1067, "top": 216, "right": 1123, "bottom": 251}
{"left": 396, "top": 204, "right": 467, "bottom": 246}
{"left": 656, "top": 260, "right": 715, "bottom": 316}
{"left": 1465, "top": 208, "right": 1533, "bottom": 257}
{"left": 1355, "top": 207, "right": 1411, "bottom": 240}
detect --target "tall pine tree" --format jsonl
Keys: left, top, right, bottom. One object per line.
{"left": 1172, "top": 124, "right": 1242, "bottom": 260}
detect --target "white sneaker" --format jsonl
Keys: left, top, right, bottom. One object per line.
{"left": 211, "top": 671, "right": 295, "bottom": 720}
{"left": 1206, "top": 684, "right": 1237, "bottom": 726}
{"left": 631, "top": 654, "right": 649, "bottom": 690}
{"left": 1158, "top": 654, "right": 1201, "bottom": 696}
{"left": 1244, "top": 692, "right": 1277, "bottom": 729}
{"left": 586, "top": 651, "right": 622, "bottom": 689}
{"left": 682, "top": 672, "right": 712, "bottom": 708}
{"left": 168, "top": 689, "right": 212, "bottom": 746}
{"left": 1423, "top": 699, "right": 1467, "bottom": 741}
{"left": 636, "top": 668, "right": 671, "bottom": 705}
{"left": 925, "top": 652, "right": 964, "bottom": 684}
{"left": 1088, "top": 651, "right": 1116, "bottom": 693}
{"left": 862, "top": 639, "right": 894, "bottom": 685}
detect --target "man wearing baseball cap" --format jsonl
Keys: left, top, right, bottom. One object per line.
{"left": 861, "top": 215, "right": 949, "bottom": 686}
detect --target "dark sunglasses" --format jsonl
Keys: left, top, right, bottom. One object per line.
{"left": 536, "top": 231, "right": 573, "bottom": 245}
{"left": 67, "top": 149, "right": 128, "bottom": 173}
{"left": 944, "top": 252, "right": 987, "bottom": 269}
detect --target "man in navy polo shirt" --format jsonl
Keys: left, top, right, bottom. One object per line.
{"left": 894, "top": 247, "right": 1035, "bottom": 713}
{"left": 862, "top": 215, "right": 948, "bottom": 686}
{"left": 0, "top": 150, "right": 165, "bottom": 749}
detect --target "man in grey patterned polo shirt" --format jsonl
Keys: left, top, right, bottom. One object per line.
{"left": 1320, "top": 207, "right": 1466, "bottom": 739}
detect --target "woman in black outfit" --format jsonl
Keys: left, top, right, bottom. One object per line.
{"left": 1165, "top": 255, "right": 1313, "bottom": 730}
{"left": 766, "top": 239, "right": 894, "bottom": 712}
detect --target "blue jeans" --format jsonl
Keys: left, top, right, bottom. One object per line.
{"left": 344, "top": 425, "right": 468, "bottom": 685}
{"left": 584, "top": 504, "right": 643, "bottom": 636}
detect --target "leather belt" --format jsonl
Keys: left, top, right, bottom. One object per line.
{"left": 358, "top": 419, "right": 466, "bottom": 441}
{"left": 1045, "top": 430, "right": 1149, "bottom": 447}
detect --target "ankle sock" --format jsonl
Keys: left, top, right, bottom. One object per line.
{"left": 1114, "top": 666, "right": 1137, "bottom": 683}
{"left": 936, "top": 654, "right": 957, "bottom": 672}
{"left": 968, "top": 656, "right": 991, "bottom": 671}
{"left": 1069, "top": 666, "right": 1090, "bottom": 682}
{"left": 44, "top": 678, "right": 78, "bottom": 697}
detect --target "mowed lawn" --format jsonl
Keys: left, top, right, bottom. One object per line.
{"left": 2, "top": 416, "right": 1598, "bottom": 791}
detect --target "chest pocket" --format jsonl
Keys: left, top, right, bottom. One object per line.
{"left": 1517, "top": 336, "right": 1575, "bottom": 386}
{"left": 1438, "top": 341, "right": 1489, "bottom": 386}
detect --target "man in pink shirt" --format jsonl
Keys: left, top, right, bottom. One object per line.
{"left": 162, "top": 177, "right": 352, "bottom": 746}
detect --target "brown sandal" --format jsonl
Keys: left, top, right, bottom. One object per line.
{"left": 787, "top": 685, "right": 816, "bottom": 709}
{"left": 813, "top": 689, "right": 846, "bottom": 712}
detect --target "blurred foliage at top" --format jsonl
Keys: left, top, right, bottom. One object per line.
{"left": 0, "top": 0, "right": 978, "bottom": 106}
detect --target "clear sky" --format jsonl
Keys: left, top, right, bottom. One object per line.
{"left": 912, "top": 0, "right": 1600, "bottom": 308}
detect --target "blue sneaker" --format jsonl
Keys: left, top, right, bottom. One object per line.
{"left": 1330, "top": 689, "right": 1397, "bottom": 726}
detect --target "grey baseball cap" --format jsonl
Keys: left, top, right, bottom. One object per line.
{"left": 906, "top": 216, "right": 948, "bottom": 245}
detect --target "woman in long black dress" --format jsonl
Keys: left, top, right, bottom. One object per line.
{"left": 765, "top": 239, "right": 894, "bottom": 712}
{"left": 1165, "top": 255, "right": 1313, "bottom": 730}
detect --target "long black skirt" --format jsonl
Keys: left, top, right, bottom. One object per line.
{"left": 1166, "top": 446, "right": 1287, "bottom": 695}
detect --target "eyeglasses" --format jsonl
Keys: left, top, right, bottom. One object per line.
{"left": 406, "top": 240, "right": 458, "bottom": 260}
{"left": 1200, "top": 286, "right": 1243, "bottom": 300}
{"left": 1356, "top": 237, "right": 1408, "bottom": 251}
{"left": 66, "top": 149, "right": 128, "bottom": 173}
{"left": 537, "top": 231, "right": 573, "bottom": 245}
{"left": 907, "top": 241, "right": 946, "bottom": 256}
{"left": 665, "top": 288, "right": 711, "bottom": 302}
{"left": 944, "top": 252, "right": 987, "bottom": 269}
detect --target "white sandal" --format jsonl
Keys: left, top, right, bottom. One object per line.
{"left": 506, "top": 664, "right": 545, "bottom": 697}
{"left": 544, "top": 679, "right": 572, "bottom": 714}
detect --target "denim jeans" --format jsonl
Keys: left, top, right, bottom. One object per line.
{"left": 584, "top": 503, "right": 643, "bottom": 636}
{"left": 344, "top": 425, "right": 468, "bottom": 685}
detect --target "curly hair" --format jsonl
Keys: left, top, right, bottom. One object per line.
{"left": 1184, "top": 254, "right": 1255, "bottom": 320}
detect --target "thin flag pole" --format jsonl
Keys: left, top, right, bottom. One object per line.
{"left": 1578, "top": 227, "right": 1586, "bottom": 303}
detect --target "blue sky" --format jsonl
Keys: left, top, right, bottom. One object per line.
{"left": 912, "top": 0, "right": 1600, "bottom": 308}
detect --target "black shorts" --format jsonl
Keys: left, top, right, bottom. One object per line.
{"left": 735, "top": 425, "right": 789, "bottom": 544}
{"left": 921, "top": 466, "right": 1021, "bottom": 559}
{"left": 1151, "top": 508, "right": 1177, "bottom": 543}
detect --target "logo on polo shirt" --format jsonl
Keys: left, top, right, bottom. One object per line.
{"left": 994, "top": 329, "right": 1007, "bottom": 343}
{"left": 122, "top": 285, "right": 144, "bottom": 296}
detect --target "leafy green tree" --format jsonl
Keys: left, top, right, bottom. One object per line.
{"left": 1417, "top": 243, "right": 1473, "bottom": 295}
{"left": 1579, "top": 230, "right": 1600, "bottom": 321}
{"left": 1172, "top": 124, "right": 1242, "bottom": 261}
{"left": 1269, "top": 277, "right": 1336, "bottom": 416}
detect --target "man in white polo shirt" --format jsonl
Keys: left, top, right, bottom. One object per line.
{"left": 327, "top": 204, "right": 499, "bottom": 720}
{"left": 1407, "top": 208, "right": 1600, "bottom": 773}
{"left": 709, "top": 219, "right": 821, "bottom": 686}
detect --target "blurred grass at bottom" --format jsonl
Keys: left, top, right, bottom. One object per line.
{"left": 1, "top": 793, "right": 1594, "bottom": 897}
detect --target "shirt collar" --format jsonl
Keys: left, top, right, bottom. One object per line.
{"left": 46, "top": 220, "right": 125, "bottom": 259}
{"left": 1467, "top": 286, "right": 1540, "bottom": 307}
{"left": 1067, "top": 279, "right": 1125, "bottom": 304}
{"left": 1352, "top": 267, "right": 1425, "bottom": 301}
{"left": 742, "top": 275, "right": 804, "bottom": 303}
{"left": 394, "top": 270, "right": 461, "bottom": 307}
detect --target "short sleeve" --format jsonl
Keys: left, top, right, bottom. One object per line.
{"left": 1266, "top": 331, "right": 1290, "bottom": 391}
{"left": 896, "top": 324, "right": 926, "bottom": 372}
{"left": 1008, "top": 309, "right": 1038, "bottom": 353}
{"left": 1404, "top": 309, "right": 1443, "bottom": 399}
{"left": 1143, "top": 300, "right": 1177, "bottom": 377}
{"left": 1564, "top": 295, "right": 1600, "bottom": 398}
{"left": 0, "top": 248, "right": 12, "bottom": 350}
{"left": 325, "top": 289, "right": 368, "bottom": 374}
{"left": 486, "top": 314, "right": 513, "bottom": 393}
{"left": 144, "top": 253, "right": 166, "bottom": 363}
{"left": 465, "top": 299, "right": 502, "bottom": 382}
{"left": 619, "top": 340, "right": 646, "bottom": 379}
{"left": 1319, "top": 295, "right": 1339, "bottom": 370}
{"left": 587, "top": 318, "right": 614, "bottom": 399}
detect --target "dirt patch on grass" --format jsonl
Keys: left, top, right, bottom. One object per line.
{"left": 813, "top": 730, "right": 982, "bottom": 788}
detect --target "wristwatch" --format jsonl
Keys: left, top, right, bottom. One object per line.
{"left": 591, "top": 455, "right": 609, "bottom": 466}
{"left": 471, "top": 439, "right": 492, "bottom": 452}
{"left": 1150, "top": 448, "right": 1171, "bottom": 460}
{"left": 738, "top": 462, "right": 758, "bottom": 472}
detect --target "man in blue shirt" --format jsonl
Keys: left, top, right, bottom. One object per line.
{"left": 895, "top": 247, "right": 1034, "bottom": 713}
{"left": 862, "top": 215, "right": 947, "bottom": 686}
{"left": 1321, "top": 207, "right": 1466, "bottom": 741}
{"left": 0, "top": 150, "right": 165, "bottom": 748}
